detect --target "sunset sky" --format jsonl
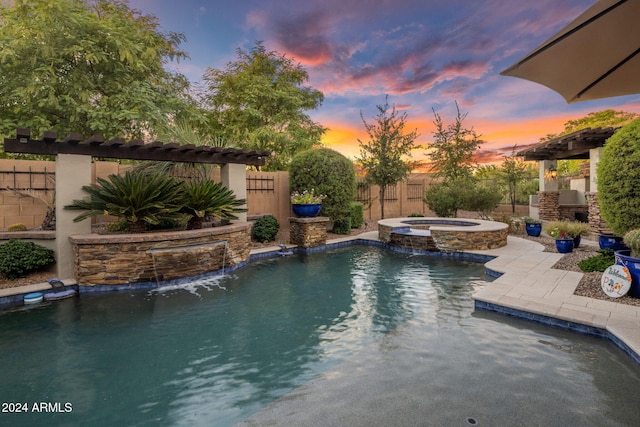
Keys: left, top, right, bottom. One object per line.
{"left": 131, "top": 0, "right": 640, "bottom": 166}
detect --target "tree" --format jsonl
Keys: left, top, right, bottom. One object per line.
{"left": 0, "top": 0, "right": 197, "bottom": 142}
{"left": 203, "top": 41, "right": 326, "bottom": 171}
{"left": 423, "top": 102, "right": 486, "bottom": 217}
{"left": 356, "top": 96, "right": 420, "bottom": 219}
{"left": 541, "top": 109, "right": 639, "bottom": 142}
{"left": 427, "top": 102, "right": 482, "bottom": 181}
{"left": 498, "top": 146, "right": 529, "bottom": 213}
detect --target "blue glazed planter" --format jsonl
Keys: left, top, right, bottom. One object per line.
{"left": 555, "top": 238, "right": 574, "bottom": 254}
{"left": 615, "top": 250, "right": 640, "bottom": 298}
{"left": 525, "top": 223, "right": 542, "bottom": 237}
{"left": 292, "top": 204, "right": 322, "bottom": 218}
{"left": 573, "top": 235, "right": 581, "bottom": 248}
{"left": 599, "top": 234, "right": 627, "bottom": 251}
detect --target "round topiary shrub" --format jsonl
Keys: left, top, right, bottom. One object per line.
{"left": 289, "top": 148, "right": 356, "bottom": 231}
{"left": 252, "top": 215, "right": 280, "bottom": 242}
{"left": 7, "top": 223, "right": 27, "bottom": 232}
{"left": 597, "top": 119, "right": 640, "bottom": 236}
{"left": 0, "top": 239, "right": 55, "bottom": 279}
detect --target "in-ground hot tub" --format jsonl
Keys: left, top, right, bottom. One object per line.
{"left": 378, "top": 217, "right": 508, "bottom": 252}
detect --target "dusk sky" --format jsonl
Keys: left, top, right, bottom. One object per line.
{"left": 131, "top": 0, "right": 640, "bottom": 165}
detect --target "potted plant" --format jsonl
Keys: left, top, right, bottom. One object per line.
{"left": 567, "top": 222, "right": 592, "bottom": 248}
{"left": 290, "top": 189, "right": 325, "bottom": 218}
{"left": 544, "top": 221, "right": 574, "bottom": 253}
{"left": 523, "top": 216, "right": 542, "bottom": 237}
{"left": 615, "top": 229, "right": 640, "bottom": 298}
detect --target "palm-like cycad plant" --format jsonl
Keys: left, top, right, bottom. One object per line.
{"left": 180, "top": 179, "right": 247, "bottom": 229}
{"left": 65, "top": 170, "right": 187, "bottom": 233}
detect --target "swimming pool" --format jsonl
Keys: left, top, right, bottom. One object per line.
{"left": 1, "top": 246, "right": 639, "bottom": 426}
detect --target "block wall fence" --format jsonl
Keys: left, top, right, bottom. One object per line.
{"left": 0, "top": 159, "right": 528, "bottom": 231}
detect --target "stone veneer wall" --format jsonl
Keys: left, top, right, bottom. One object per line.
{"left": 289, "top": 217, "right": 329, "bottom": 248}
{"left": 586, "top": 192, "right": 612, "bottom": 233}
{"left": 430, "top": 228, "right": 508, "bottom": 251}
{"left": 69, "top": 222, "right": 251, "bottom": 287}
{"left": 538, "top": 191, "right": 560, "bottom": 221}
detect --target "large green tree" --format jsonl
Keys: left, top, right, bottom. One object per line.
{"left": 0, "top": 0, "right": 196, "bottom": 141}
{"left": 202, "top": 41, "right": 326, "bottom": 171}
{"left": 356, "top": 96, "right": 420, "bottom": 219}
{"left": 427, "top": 102, "right": 482, "bottom": 181}
{"left": 423, "top": 103, "right": 491, "bottom": 217}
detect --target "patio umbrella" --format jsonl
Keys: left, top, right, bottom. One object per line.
{"left": 500, "top": 0, "right": 640, "bottom": 103}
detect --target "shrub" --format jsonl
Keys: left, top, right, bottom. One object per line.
{"left": 65, "top": 170, "right": 188, "bottom": 233}
{"left": 180, "top": 179, "right": 246, "bottom": 230}
{"left": 423, "top": 181, "right": 462, "bottom": 217}
{"left": 252, "top": 215, "right": 279, "bottom": 242}
{"left": 597, "top": 119, "right": 640, "bottom": 236}
{"left": 289, "top": 148, "right": 356, "bottom": 222}
{"left": 623, "top": 229, "right": 640, "bottom": 258}
{"left": 0, "top": 239, "right": 55, "bottom": 279}
{"left": 578, "top": 249, "right": 615, "bottom": 272}
{"left": 407, "top": 213, "right": 425, "bottom": 217}
{"left": 349, "top": 202, "right": 364, "bottom": 228}
{"left": 332, "top": 217, "right": 352, "bottom": 235}
{"left": 8, "top": 223, "right": 27, "bottom": 232}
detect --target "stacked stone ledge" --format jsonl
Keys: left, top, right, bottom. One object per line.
{"left": 289, "top": 217, "right": 329, "bottom": 248}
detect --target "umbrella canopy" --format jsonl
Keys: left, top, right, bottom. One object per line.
{"left": 500, "top": 0, "right": 640, "bottom": 103}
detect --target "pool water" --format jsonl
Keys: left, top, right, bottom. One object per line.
{"left": 1, "top": 246, "right": 639, "bottom": 426}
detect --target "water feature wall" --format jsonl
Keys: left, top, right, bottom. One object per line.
{"left": 69, "top": 222, "right": 251, "bottom": 287}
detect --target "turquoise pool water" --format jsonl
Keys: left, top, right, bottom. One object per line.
{"left": 1, "top": 246, "right": 639, "bottom": 426}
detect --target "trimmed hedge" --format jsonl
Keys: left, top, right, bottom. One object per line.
{"left": 0, "top": 239, "right": 55, "bottom": 279}
{"left": 252, "top": 215, "right": 280, "bottom": 242}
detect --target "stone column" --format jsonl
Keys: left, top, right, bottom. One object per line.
{"left": 56, "top": 154, "right": 92, "bottom": 280}
{"left": 586, "top": 192, "right": 611, "bottom": 234}
{"left": 589, "top": 147, "right": 603, "bottom": 192}
{"left": 221, "top": 163, "right": 247, "bottom": 222}
{"left": 538, "top": 191, "right": 560, "bottom": 221}
{"left": 539, "top": 160, "right": 558, "bottom": 191}
{"left": 289, "top": 217, "right": 330, "bottom": 248}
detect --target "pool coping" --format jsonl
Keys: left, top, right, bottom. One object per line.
{"left": 1, "top": 231, "right": 639, "bottom": 364}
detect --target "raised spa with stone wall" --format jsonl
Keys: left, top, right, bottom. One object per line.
{"left": 69, "top": 222, "right": 252, "bottom": 288}
{"left": 378, "top": 217, "right": 508, "bottom": 252}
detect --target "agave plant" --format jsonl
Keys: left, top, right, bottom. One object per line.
{"left": 65, "top": 170, "right": 188, "bottom": 233}
{"left": 180, "top": 179, "right": 247, "bottom": 229}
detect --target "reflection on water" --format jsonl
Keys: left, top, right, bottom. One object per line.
{"left": 0, "top": 246, "right": 638, "bottom": 426}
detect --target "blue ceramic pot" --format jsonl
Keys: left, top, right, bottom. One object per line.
{"left": 615, "top": 250, "right": 640, "bottom": 298}
{"left": 292, "top": 203, "right": 322, "bottom": 218}
{"left": 525, "top": 223, "right": 542, "bottom": 237}
{"left": 555, "top": 238, "right": 574, "bottom": 254}
{"left": 599, "top": 234, "right": 627, "bottom": 251}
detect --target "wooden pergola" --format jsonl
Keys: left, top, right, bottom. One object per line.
{"left": 3, "top": 128, "right": 271, "bottom": 280}
{"left": 517, "top": 127, "right": 615, "bottom": 161}
{"left": 4, "top": 128, "right": 270, "bottom": 166}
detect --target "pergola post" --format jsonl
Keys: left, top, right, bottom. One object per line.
{"left": 221, "top": 163, "right": 247, "bottom": 222}
{"left": 55, "top": 154, "right": 92, "bottom": 280}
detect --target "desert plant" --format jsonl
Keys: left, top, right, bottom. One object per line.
{"left": 567, "top": 222, "right": 592, "bottom": 238}
{"left": 578, "top": 249, "right": 615, "bottom": 272}
{"left": 597, "top": 119, "right": 640, "bottom": 236}
{"left": 179, "top": 179, "right": 246, "bottom": 229}
{"left": 7, "top": 223, "right": 27, "bottom": 232}
{"left": 65, "top": 170, "right": 187, "bottom": 233}
{"left": 544, "top": 220, "right": 572, "bottom": 239}
{"left": 289, "top": 148, "right": 356, "bottom": 222}
{"left": 251, "top": 215, "right": 279, "bottom": 242}
{"left": 0, "top": 239, "right": 55, "bottom": 279}
{"left": 349, "top": 202, "right": 364, "bottom": 228}
{"left": 522, "top": 216, "right": 541, "bottom": 225}
{"left": 623, "top": 229, "right": 640, "bottom": 258}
